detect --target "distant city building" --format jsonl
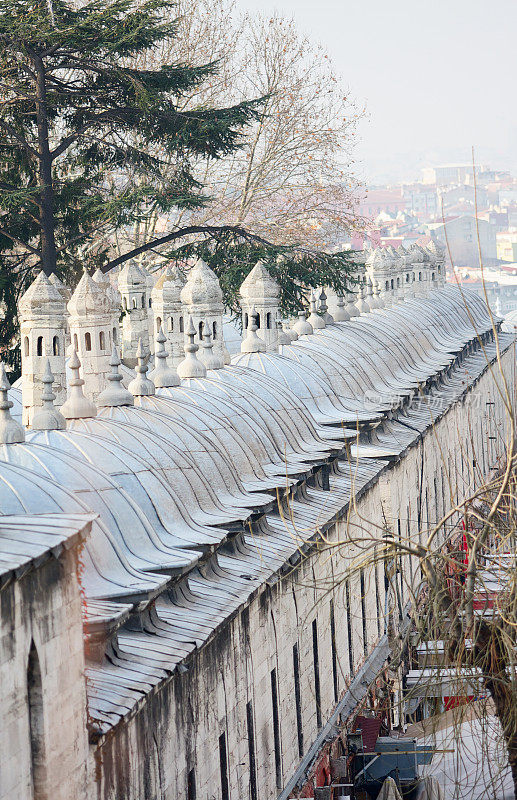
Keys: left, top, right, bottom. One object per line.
{"left": 357, "top": 187, "right": 405, "bottom": 218}
{"left": 428, "top": 214, "right": 497, "bottom": 266}
{"left": 496, "top": 230, "right": 517, "bottom": 262}
{"left": 402, "top": 184, "right": 438, "bottom": 219}
{"left": 422, "top": 163, "right": 481, "bottom": 186}
{"left": 438, "top": 183, "right": 489, "bottom": 211}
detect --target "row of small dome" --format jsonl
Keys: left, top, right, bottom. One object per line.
{"left": 361, "top": 240, "right": 446, "bottom": 271}
{"left": 18, "top": 240, "right": 445, "bottom": 326}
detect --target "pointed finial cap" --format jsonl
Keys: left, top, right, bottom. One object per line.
{"left": 199, "top": 321, "right": 224, "bottom": 370}
{"left": 307, "top": 289, "right": 326, "bottom": 329}
{"left": 148, "top": 327, "right": 180, "bottom": 387}
{"left": 176, "top": 316, "right": 207, "bottom": 378}
{"left": 60, "top": 351, "right": 98, "bottom": 419}
{"left": 240, "top": 307, "right": 266, "bottom": 353}
{"left": 128, "top": 339, "right": 156, "bottom": 396}
{"left": 0, "top": 363, "right": 25, "bottom": 443}
{"left": 32, "top": 359, "right": 66, "bottom": 430}
{"left": 98, "top": 347, "right": 135, "bottom": 406}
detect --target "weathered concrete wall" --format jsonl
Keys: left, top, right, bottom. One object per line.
{"left": 90, "top": 347, "right": 515, "bottom": 800}
{"left": 0, "top": 547, "right": 88, "bottom": 800}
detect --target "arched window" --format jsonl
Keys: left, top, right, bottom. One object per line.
{"left": 148, "top": 297, "right": 152, "bottom": 308}
{"left": 179, "top": 316, "right": 184, "bottom": 333}
{"left": 432, "top": 272, "right": 435, "bottom": 281}
{"left": 52, "top": 336, "right": 59, "bottom": 356}
{"left": 141, "top": 296, "right": 145, "bottom": 309}
{"left": 123, "top": 297, "right": 128, "bottom": 310}
{"left": 132, "top": 297, "right": 137, "bottom": 309}
{"left": 99, "top": 331, "right": 105, "bottom": 351}
{"left": 198, "top": 321, "right": 204, "bottom": 339}
{"left": 385, "top": 280, "right": 389, "bottom": 291}
{"left": 390, "top": 279, "right": 394, "bottom": 290}
{"left": 24, "top": 337, "right": 29, "bottom": 357}
{"left": 168, "top": 317, "right": 173, "bottom": 332}
{"left": 85, "top": 332, "right": 92, "bottom": 351}
{"left": 256, "top": 313, "right": 261, "bottom": 329}
{"left": 243, "top": 313, "right": 248, "bottom": 330}
{"left": 266, "top": 312, "right": 272, "bottom": 329}
{"left": 396, "top": 277, "right": 400, "bottom": 287}
{"left": 156, "top": 316, "right": 162, "bottom": 333}
{"left": 438, "top": 265, "right": 441, "bottom": 274}
{"left": 73, "top": 334, "right": 78, "bottom": 351}
{"left": 212, "top": 321, "right": 217, "bottom": 339}
{"left": 27, "top": 642, "right": 45, "bottom": 800}
{"left": 419, "top": 272, "right": 422, "bottom": 281}
{"left": 113, "top": 327, "right": 117, "bottom": 344}
{"left": 36, "top": 336, "right": 43, "bottom": 356}
{"left": 405, "top": 273, "right": 409, "bottom": 282}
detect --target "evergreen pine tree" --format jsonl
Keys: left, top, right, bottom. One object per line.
{"left": 0, "top": 0, "right": 353, "bottom": 372}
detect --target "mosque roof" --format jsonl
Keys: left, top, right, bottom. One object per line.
{"left": 1, "top": 252, "right": 514, "bottom": 736}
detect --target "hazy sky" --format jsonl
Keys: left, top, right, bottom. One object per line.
{"left": 234, "top": 0, "right": 517, "bottom": 183}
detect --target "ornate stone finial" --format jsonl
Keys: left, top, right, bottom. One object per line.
{"left": 97, "top": 346, "right": 135, "bottom": 407}
{"left": 60, "top": 351, "right": 98, "bottom": 420}
{"left": 355, "top": 282, "right": 370, "bottom": 314}
{"left": 346, "top": 287, "right": 360, "bottom": 318}
{"left": 318, "top": 288, "right": 334, "bottom": 324}
{"left": 365, "top": 277, "right": 377, "bottom": 310}
{"left": 31, "top": 360, "right": 66, "bottom": 430}
{"left": 0, "top": 363, "right": 25, "bottom": 443}
{"left": 127, "top": 339, "right": 156, "bottom": 396}
{"left": 177, "top": 316, "right": 208, "bottom": 378}
{"left": 373, "top": 281, "right": 384, "bottom": 309}
{"left": 240, "top": 307, "right": 266, "bottom": 354}
{"left": 275, "top": 317, "right": 291, "bottom": 347}
{"left": 333, "top": 292, "right": 350, "bottom": 322}
{"left": 292, "top": 310, "right": 313, "bottom": 336}
{"left": 307, "top": 289, "right": 326, "bottom": 329}
{"left": 283, "top": 319, "right": 298, "bottom": 341}
{"left": 148, "top": 327, "right": 181, "bottom": 387}
{"left": 199, "top": 321, "right": 224, "bottom": 370}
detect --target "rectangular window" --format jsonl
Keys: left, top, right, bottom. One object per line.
{"left": 345, "top": 579, "right": 354, "bottom": 675}
{"left": 360, "top": 570, "right": 368, "bottom": 656}
{"left": 187, "top": 768, "right": 196, "bottom": 800}
{"left": 219, "top": 732, "right": 229, "bottom": 800}
{"left": 246, "top": 701, "right": 258, "bottom": 800}
{"left": 329, "top": 600, "right": 339, "bottom": 703}
{"left": 312, "top": 619, "right": 322, "bottom": 728}
{"left": 293, "top": 644, "right": 304, "bottom": 757}
{"left": 270, "top": 669, "right": 282, "bottom": 789}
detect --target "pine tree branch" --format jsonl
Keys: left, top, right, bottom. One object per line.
{"left": 0, "top": 226, "right": 40, "bottom": 254}
{"left": 0, "top": 120, "right": 39, "bottom": 159}
{"left": 101, "top": 224, "right": 273, "bottom": 271}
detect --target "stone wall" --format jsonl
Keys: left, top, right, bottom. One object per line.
{"left": 0, "top": 546, "right": 88, "bottom": 800}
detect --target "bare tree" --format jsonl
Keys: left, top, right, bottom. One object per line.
{"left": 115, "top": 1, "right": 363, "bottom": 259}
